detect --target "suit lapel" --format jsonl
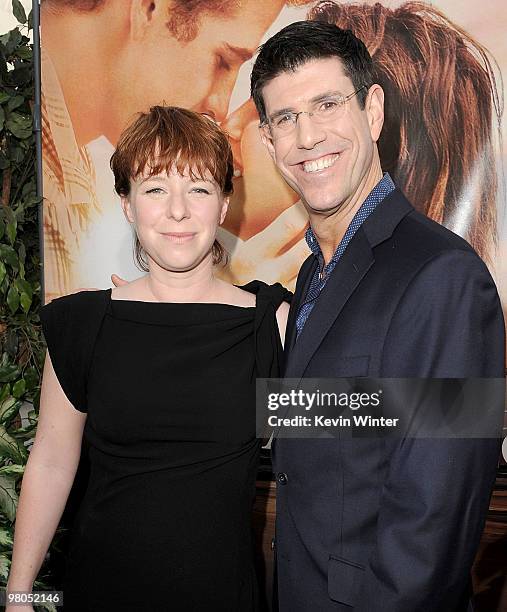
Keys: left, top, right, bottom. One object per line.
{"left": 284, "top": 256, "right": 317, "bottom": 358}
{"left": 285, "top": 228, "right": 374, "bottom": 378}
{"left": 284, "top": 188, "right": 414, "bottom": 379}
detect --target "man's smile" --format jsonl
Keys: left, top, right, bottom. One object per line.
{"left": 301, "top": 153, "right": 340, "bottom": 173}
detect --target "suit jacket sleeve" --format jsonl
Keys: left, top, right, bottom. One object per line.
{"left": 356, "top": 249, "right": 505, "bottom": 612}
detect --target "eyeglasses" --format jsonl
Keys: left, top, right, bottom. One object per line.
{"left": 260, "top": 85, "right": 368, "bottom": 139}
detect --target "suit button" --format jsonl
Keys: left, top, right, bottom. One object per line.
{"left": 277, "top": 472, "right": 288, "bottom": 485}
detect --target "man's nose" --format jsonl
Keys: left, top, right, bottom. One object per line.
{"left": 295, "top": 113, "right": 327, "bottom": 150}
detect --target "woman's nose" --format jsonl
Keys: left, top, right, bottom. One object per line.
{"left": 166, "top": 194, "right": 190, "bottom": 221}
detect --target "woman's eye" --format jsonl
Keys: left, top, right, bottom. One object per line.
{"left": 191, "top": 188, "right": 211, "bottom": 195}
{"left": 146, "top": 187, "right": 164, "bottom": 194}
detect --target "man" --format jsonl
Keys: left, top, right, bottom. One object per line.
{"left": 41, "top": 0, "right": 295, "bottom": 299}
{"left": 250, "top": 21, "right": 505, "bottom": 611}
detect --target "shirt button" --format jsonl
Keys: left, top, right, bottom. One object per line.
{"left": 277, "top": 472, "right": 288, "bottom": 485}
{"left": 271, "top": 538, "right": 276, "bottom": 551}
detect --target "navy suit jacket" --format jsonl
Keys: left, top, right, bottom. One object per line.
{"left": 272, "top": 189, "right": 505, "bottom": 611}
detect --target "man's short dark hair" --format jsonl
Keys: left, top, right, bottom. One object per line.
{"left": 251, "top": 20, "right": 375, "bottom": 124}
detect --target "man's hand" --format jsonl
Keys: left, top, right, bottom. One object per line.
{"left": 111, "top": 274, "right": 128, "bottom": 287}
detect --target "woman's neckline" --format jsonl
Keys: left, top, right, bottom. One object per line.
{"left": 107, "top": 287, "right": 256, "bottom": 309}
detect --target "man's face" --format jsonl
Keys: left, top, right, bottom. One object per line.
{"left": 115, "top": 0, "right": 284, "bottom": 138}
{"left": 260, "top": 57, "right": 384, "bottom": 217}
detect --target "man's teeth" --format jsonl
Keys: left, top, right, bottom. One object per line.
{"left": 302, "top": 154, "right": 339, "bottom": 173}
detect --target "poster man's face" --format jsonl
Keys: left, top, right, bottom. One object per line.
{"left": 260, "top": 57, "right": 384, "bottom": 217}
{"left": 113, "top": 0, "right": 284, "bottom": 140}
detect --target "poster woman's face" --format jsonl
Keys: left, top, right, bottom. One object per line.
{"left": 112, "top": 0, "right": 285, "bottom": 140}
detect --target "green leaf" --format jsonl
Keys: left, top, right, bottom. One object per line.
{"left": 0, "top": 553, "right": 11, "bottom": 581}
{"left": 6, "top": 221, "right": 16, "bottom": 245}
{"left": 0, "top": 261, "right": 6, "bottom": 285}
{"left": 0, "top": 474, "right": 19, "bottom": 522}
{"left": 5, "top": 328, "right": 18, "bottom": 358}
{"left": 15, "top": 45, "right": 31, "bottom": 61}
{"left": 0, "top": 91, "right": 10, "bottom": 104}
{"left": 14, "top": 276, "right": 32, "bottom": 297}
{"left": 12, "top": 0, "right": 27, "bottom": 25}
{"left": 17, "top": 242, "right": 26, "bottom": 265}
{"left": 0, "top": 29, "right": 22, "bottom": 56}
{"left": 8, "top": 140, "right": 26, "bottom": 164}
{"left": 0, "top": 385, "right": 10, "bottom": 403}
{"left": 0, "top": 526, "right": 13, "bottom": 549}
{"left": 0, "top": 364, "right": 20, "bottom": 383}
{"left": 7, "top": 285, "right": 20, "bottom": 314}
{"left": 0, "top": 151, "right": 10, "bottom": 170}
{"left": 0, "top": 464, "right": 24, "bottom": 478}
{"left": 9, "top": 63, "right": 31, "bottom": 87}
{"left": 0, "top": 276, "right": 9, "bottom": 294}
{"left": 24, "top": 366, "right": 39, "bottom": 391}
{"left": 5, "top": 111, "right": 32, "bottom": 139}
{"left": 0, "top": 244, "right": 19, "bottom": 268}
{"left": 0, "top": 396, "right": 21, "bottom": 422}
{"left": 12, "top": 379, "right": 26, "bottom": 399}
{"left": 4, "top": 205, "right": 15, "bottom": 225}
{"left": 20, "top": 291, "right": 32, "bottom": 313}
{"left": 10, "top": 423, "right": 37, "bottom": 440}
{"left": 0, "top": 424, "right": 27, "bottom": 463}
{"left": 7, "top": 94, "right": 24, "bottom": 112}
{"left": 0, "top": 105, "right": 4, "bottom": 131}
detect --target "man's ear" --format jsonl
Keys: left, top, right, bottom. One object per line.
{"left": 259, "top": 126, "right": 276, "bottom": 163}
{"left": 365, "top": 84, "right": 384, "bottom": 143}
{"left": 219, "top": 197, "right": 229, "bottom": 224}
{"left": 129, "top": 0, "right": 165, "bottom": 41}
{"left": 121, "top": 196, "right": 135, "bottom": 223}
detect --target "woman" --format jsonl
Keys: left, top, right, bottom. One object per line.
{"left": 7, "top": 106, "right": 289, "bottom": 611}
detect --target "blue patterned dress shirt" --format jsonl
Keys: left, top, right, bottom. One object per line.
{"left": 295, "top": 173, "right": 395, "bottom": 338}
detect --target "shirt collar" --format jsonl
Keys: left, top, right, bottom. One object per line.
{"left": 304, "top": 172, "right": 395, "bottom": 258}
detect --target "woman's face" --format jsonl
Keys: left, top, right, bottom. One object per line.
{"left": 122, "top": 167, "right": 229, "bottom": 273}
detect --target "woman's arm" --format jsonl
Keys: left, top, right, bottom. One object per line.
{"left": 6, "top": 351, "right": 86, "bottom": 597}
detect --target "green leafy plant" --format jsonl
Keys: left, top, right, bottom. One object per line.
{"left": 0, "top": 2, "right": 58, "bottom": 609}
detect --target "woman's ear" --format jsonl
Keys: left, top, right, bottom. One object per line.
{"left": 121, "top": 195, "right": 135, "bottom": 223}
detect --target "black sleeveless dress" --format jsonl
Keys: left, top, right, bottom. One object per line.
{"left": 40, "top": 281, "right": 289, "bottom": 612}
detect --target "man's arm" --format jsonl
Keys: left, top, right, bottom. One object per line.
{"left": 357, "top": 249, "right": 505, "bottom": 611}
